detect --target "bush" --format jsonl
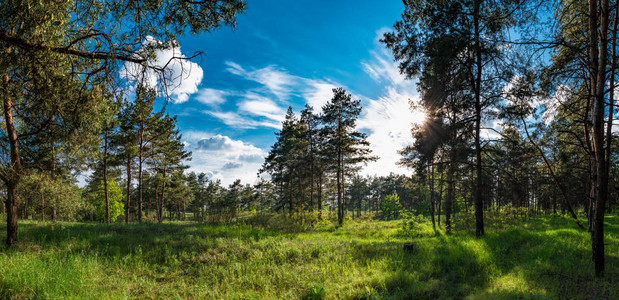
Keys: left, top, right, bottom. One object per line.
{"left": 398, "top": 214, "right": 432, "bottom": 237}
{"left": 90, "top": 180, "right": 125, "bottom": 222}
{"left": 18, "top": 171, "right": 88, "bottom": 221}
{"left": 267, "top": 211, "right": 321, "bottom": 232}
{"left": 380, "top": 193, "right": 402, "bottom": 220}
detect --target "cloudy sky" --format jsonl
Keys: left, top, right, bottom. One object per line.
{"left": 139, "top": 0, "right": 428, "bottom": 185}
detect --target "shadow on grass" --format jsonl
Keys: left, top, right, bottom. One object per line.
{"left": 0, "top": 221, "right": 281, "bottom": 266}
{"left": 347, "top": 214, "right": 618, "bottom": 299}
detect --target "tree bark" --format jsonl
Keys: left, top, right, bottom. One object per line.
{"left": 429, "top": 163, "right": 436, "bottom": 229}
{"left": 317, "top": 172, "right": 323, "bottom": 219}
{"left": 51, "top": 143, "right": 57, "bottom": 222}
{"left": 337, "top": 147, "right": 343, "bottom": 226}
{"left": 473, "top": 0, "right": 485, "bottom": 237}
{"left": 103, "top": 130, "right": 110, "bottom": 223}
{"left": 125, "top": 157, "right": 132, "bottom": 223}
{"left": 3, "top": 73, "right": 21, "bottom": 247}
{"left": 438, "top": 168, "right": 444, "bottom": 228}
{"left": 589, "top": 0, "right": 609, "bottom": 277}
{"left": 138, "top": 126, "right": 144, "bottom": 222}
{"left": 446, "top": 156, "right": 455, "bottom": 234}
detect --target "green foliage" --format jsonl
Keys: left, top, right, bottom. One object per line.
{"left": 303, "top": 283, "right": 326, "bottom": 300}
{"left": 18, "top": 171, "right": 88, "bottom": 221}
{"left": 398, "top": 214, "right": 433, "bottom": 238}
{"left": 380, "top": 193, "right": 402, "bottom": 220}
{"left": 90, "top": 180, "right": 124, "bottom": 222}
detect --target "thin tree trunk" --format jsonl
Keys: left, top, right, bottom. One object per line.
{"left": 40, "top": 192, "right": 45, "bottom": 221}
{"left": 3, "top": 72, "right": 21, "bottom": 247}
{"left": 289, "top": 173, "right": 294, "bottom": 216}
{"left": 158, "top": 169, "right": 167, "bottom": 223}
{"left": 103, "top": 130, "right": 110, "bottom": 223}
{"left": 438, "top": 165, "right": 444, "bottom": 228}
{"left": 125, "top": 157, "right": 132, "bottom": 223}
{"left": 429, "top": 163, "right": 436, "bottom": 229}
{"left": 317, "top": 172, "right": 323, "bottom": 219}
{"left": 337, "top": 148, "right": 343, "bottom": 226}
{"left": 138, "top": 126, "right": 144, "bottom": 221}
{"left": 473, "top": 0, "right": 485, "bottom": 237}
{"left": 310, "top": 157, "right": 314, "bottom": 211}
{"left": 446, "top": 156, "right": 455, "bottom": 234}
{"left": 51, "top": 143, "right": 57, "bottom": 222}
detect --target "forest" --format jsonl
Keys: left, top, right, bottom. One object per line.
{"left": 0, "top": 0, "right": 618, "bottom": 299}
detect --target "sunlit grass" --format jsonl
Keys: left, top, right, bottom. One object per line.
{"left": 0, "top": 213, "right": 617, "bottom": 299}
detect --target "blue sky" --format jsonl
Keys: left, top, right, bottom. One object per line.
{"left": 136, "top": 0, "right": 429, "bottom": 185}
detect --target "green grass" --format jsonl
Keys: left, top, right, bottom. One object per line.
{"left": 0, "top": 213, "right": 617, "bottom": 299}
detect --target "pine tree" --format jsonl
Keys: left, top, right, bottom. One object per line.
{"left": 320, "top": 88, "right": 376, "bottom": 226}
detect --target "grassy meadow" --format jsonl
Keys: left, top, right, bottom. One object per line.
{"left": 0, "top": 213, "right": 617, "bottom": 299}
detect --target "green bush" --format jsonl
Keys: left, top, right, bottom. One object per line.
{"left": 380, "top": 193, "right": 402, "bottom": 220}
{"left": 267, "top": 211, "right": 321, "bottom": 232}
{"left": 399, "top": 214, "right": 433, "bottom": 237}
{"left": 91, "top": 180, "right": 124, "bottom": 222}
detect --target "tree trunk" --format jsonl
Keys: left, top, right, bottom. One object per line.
{"left": 473, "top": 0, "right": 485, "bottom": 238}
{"left": 446, "top": 157, "right": 455, "bottom": 233}
{"left": 289, "top": 173, "right": 294, "bottom": 216}
{"left": 438, "top": 165, "right": 444, "bottom": 227}
{"left": 310, "top": 158, "right": 314, "bottom": 211}
{"left": 317, "top": 172, "right": 323, "bottom": 219}
{"left": 103, "top": 130, "right": 110, "bottom": 223}
{"left": 3, "top": 72, "right": 21, "bottom": 247}
{"left": 429, "top": 163, "right": 436, "bottom": 229}
{"left": 48, "top": 144, "right": 56, "bottom": 223}
{"left": 138, "top": 126, "right": 144, "bottom": 222}
{"left": 589, "top": 0, "right": 609, "bottom": 277}
{"left": 158, "top": 169, "right": 167, "bottom": 223}
{"left": 40, "top": 192, "right": 45, "bottom": 221}
{"left": 337, "top": 148, "right": 343, "bottom": 226}
{"left": 125, "top": 157, "right": 132, "bottom": 223}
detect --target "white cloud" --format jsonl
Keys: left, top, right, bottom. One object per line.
{"left": 205, "top": 111, "right": 280, "bottom": 129}
{"left": 238, "top": 93, "right": 286, "bottom": 122}
{"left": 213, "top": 61, "right": 344, "bottom": 129}
{"left": 356, "top": 36, "right": 421, "bottom": 177}
{"left": 303, "top": 81, "right": 338, "bottom": 113}
{"left": 185, "top": 133, "right": 267, "bottom": 185}
{"left": 195, "top": 88, "right": 228, "bottom": 106}
{"left": 225, "top": 61, "right": 298, "bottom": 100}
{"left": 120, "top": 36, "right": 203, "bottom": 104}
{"left": 358, "top": 87, "right": 418, "bottom": 177}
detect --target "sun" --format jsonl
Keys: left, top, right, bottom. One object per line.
{"left": 410, "top": 108, "right": 427, "bottom": 126}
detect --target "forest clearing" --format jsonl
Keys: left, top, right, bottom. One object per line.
{"left": 1, "top": 213, "right": 617, "bottom": 299}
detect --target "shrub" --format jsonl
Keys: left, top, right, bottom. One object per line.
{"left": 90, "top": 180, "right": 125, "bottom": 222}
{"left": 267, "top": 211, "right": 321, "bottom": 232}
{"left": 399, "top": 214, "right": 431, "bottom": 237}
{"left": 380, "top": 193, "right": 402, "bottom": 220}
